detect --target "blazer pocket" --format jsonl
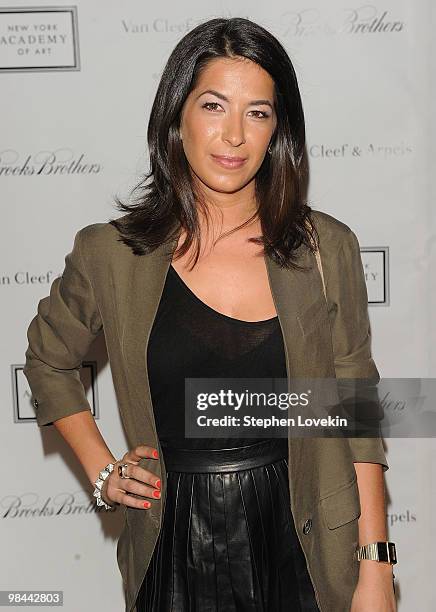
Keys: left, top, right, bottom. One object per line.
{"left": 319, "top": 477, "right": 361, "bottom": 529}
{"left": 297, "top": 297, "right": 329, "bottom": 337}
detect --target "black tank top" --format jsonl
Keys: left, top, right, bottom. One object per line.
{"left": 146, "top": 264, "right": 288, "bottom": 450}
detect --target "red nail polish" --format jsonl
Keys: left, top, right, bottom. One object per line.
{"left": 152, "top": 490, "right": 161, "bottom": 498}
{"left": 152, "top": 450, "right": 159, "bottom": 458}
{"left": 143, "top": 501, "right": 151, "bottom": 508}
{"left": 155, "top": 479, "right": 161, "bottom": 489}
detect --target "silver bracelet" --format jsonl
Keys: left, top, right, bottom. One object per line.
{"left": 93, "top": 462, "right": 115, "bottom": 510}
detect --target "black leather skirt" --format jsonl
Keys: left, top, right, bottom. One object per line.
{"left": 136, "top": 439, "right": 320, "bottom": 612}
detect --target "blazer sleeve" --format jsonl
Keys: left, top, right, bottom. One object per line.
{"left": 328, "top": 228, "right": 389, "bottom": 472}
{"left": 23, "top": 227, "right": 103, "bottom": 427}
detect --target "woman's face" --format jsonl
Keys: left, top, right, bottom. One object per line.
{"left": 179, "top": 56, "right": 277, "bottom": 197}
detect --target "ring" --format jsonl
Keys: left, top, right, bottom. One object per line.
{"left": 118, "top": 463, "right": 130, "bottom": 479}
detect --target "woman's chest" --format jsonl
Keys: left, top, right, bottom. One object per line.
{"left": 171, "top": 243, "right": 277, "bottom": 322}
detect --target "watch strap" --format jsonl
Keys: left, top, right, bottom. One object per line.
{"left": 356, "top": 541, "right": 397, "bottom": 564}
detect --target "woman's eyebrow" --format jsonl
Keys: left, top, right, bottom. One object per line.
{"left": 196, "top": 89, "right": 273, "bottom": 109}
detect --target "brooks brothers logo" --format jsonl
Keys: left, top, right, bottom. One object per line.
{"left": 12, "top": 362, "right": 99, "bottom": 424}
{"left": 280, "top": 6, "right": 405, "bottom": 38}
{"left": 0, "top": 149, "right": 102, "bottom": 177}
{"left": 375, "top": 378, "right": 436, "bottom": 437}
{"left": 361, "top": 247, "right": 389, "bottom": 306}
{"left": 309, "top": 142, "right": 412, "bottom": 160}
{"left": 1, "top": 491, "right": 116, "bottom": 517}
{"left": 0, "top": 6, "right": 80, "bottom": 72}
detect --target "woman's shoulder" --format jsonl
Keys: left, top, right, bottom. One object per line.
{"left": 310, "top": 209, "right": 352, "bottom": 236}
{"left": 76, "top": 216, "right": 131, "bottom": 251}
{"left": 73, "top": 217, "right": 131, "bottom": 273}
{"left": 309, "top": 209, "right": 360, "bottom": 254}
{"left": 76, "top": 219, "right": 119, "bottom": 245}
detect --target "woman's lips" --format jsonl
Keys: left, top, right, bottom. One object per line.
{"left": 210, "top": 154, "right": 247, "bottom": 169}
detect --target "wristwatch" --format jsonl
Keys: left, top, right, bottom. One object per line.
{"left": 355, "top": 541, "right": 397, "bottom": 564}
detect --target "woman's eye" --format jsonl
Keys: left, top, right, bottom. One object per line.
{"left": 249, "top": 110, "right": 270, "bottom": 119}
{"left": 202, "top": 102, "right": 221, "bottom": 112}
{"left": 201, "top": 103, "right": 269, "bottom": 119}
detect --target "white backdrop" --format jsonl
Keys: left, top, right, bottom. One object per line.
{"left": 2, "top": 1, "right": 434, "bottom": 610}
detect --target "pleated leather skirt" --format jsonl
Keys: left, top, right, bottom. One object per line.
{"left": 136, "top": 439, "right": 320, "bottom": 612}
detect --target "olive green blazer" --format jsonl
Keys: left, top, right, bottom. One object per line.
{"left": 23, "top": 209, "right": 388, "bottom": 612}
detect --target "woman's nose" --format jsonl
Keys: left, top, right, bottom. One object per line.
{"left": 222, "top": 114, "right": 246, "bottom": 147}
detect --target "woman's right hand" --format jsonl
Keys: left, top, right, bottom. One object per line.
{"left": 100, "top": 445, "right": 162, "bottom": 509}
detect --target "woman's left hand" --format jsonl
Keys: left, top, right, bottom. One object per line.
{"left": 350, "top": 562, "right": 397, "bottom": 611}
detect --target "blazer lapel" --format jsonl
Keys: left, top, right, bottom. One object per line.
{"left": 120, "top": 232, "right": 179, "bottom": 444}
{"left": 264, "top": 244, "right": 335, "bottom": 377}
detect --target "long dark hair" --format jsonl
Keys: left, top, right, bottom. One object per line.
{"left": 109, "top": 17, "right": 318, "bottom": 269}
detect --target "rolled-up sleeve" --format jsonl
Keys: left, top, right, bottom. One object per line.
{"left": 23, "top": 227, "right": 103, "bottom": 427}
{"left": 328, "top": 228, "right": 389, "bottom": 472}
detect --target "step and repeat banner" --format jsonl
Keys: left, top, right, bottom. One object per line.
{"left": 2, "top": 1, "right": 434, "bottom": 610}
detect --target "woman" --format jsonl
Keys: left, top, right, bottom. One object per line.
{"left": 24, "top": 17, "right": 397, "bottom": 612}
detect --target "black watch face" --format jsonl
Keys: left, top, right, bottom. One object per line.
{"left": 388, "top": 543, "right": 397, "bottom": 564}
{"left": 380, "top": 543, "right": 397, "bottom": 564}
